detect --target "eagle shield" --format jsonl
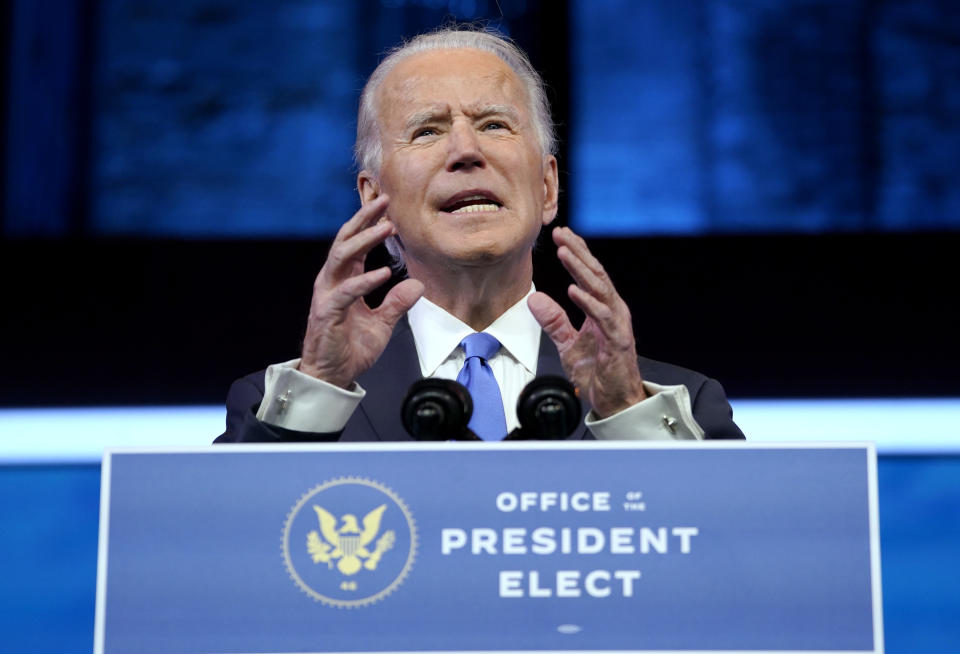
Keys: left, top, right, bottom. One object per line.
{"left": 307, "top": 504, "right": 396, "bottom": 576}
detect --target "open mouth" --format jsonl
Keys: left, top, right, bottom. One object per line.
{"left": 441, "top": 194, "right": 503, "bottom": 214}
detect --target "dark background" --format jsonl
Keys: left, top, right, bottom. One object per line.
{"left": 2, "top": 0, "right": 958, "bottom": 407}
{"left": 2, "top": 5, "right": 959, "bottom": 652}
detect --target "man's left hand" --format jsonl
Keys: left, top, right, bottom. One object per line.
{"left": 528, "top": 226, "right": 647, "bottom": 418}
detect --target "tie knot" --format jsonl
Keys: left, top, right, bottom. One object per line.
{"left": 460, "top": 332, "right": 501, "bottom": 361}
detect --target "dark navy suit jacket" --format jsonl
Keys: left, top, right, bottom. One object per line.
{"left": 216, "top": 317, "right": 744, "bottom": 442}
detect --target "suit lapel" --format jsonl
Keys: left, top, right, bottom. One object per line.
{"left": 355, "top": 317, "right": 422, "bottom": 441}
{"left": 535, "top": 333, "right": 592, "bottom": 440}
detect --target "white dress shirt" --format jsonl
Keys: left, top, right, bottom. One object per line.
{"left": 257, "top": 289, "right": 704, "bottom": 440}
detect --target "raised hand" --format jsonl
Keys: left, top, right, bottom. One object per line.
{"left": 299, "top": 195, "right": 424, "bottom": 388}
{"left": 527, "top": 226, "right": 647, "bottom": 418}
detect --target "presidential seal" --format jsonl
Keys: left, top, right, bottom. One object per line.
{"left": 282, "top": 477, "right": 417, "bottom": 608}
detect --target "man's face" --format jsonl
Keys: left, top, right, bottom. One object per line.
{"left": 360, "top": 48, "right": 558, "bottom": 274}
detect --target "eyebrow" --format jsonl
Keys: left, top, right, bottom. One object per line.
{"left": 404, "top": 107, "right": 449, "bottom": 132}
{"left": 403, "top": 104, "right": 522, "bottom": 132}
{"left": 470, "top": 104, "right": 522, "bottom": 123}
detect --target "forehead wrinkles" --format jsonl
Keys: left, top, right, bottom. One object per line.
{"left": 377, "top": 60, "right": 531, "bottom": 130}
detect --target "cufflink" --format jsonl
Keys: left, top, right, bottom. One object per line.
{"left": 278, "top": 389, "right": 293, "bottom": 412}
{"left": 661, "top": 415, "right": 678, "bottom": 434}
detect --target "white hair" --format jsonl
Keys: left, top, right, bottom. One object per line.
{"left": 354, "top": 28, "right": 557, "bottom": 268}
{"left": 355, "top": 27, "right": 557, "bottom": 174}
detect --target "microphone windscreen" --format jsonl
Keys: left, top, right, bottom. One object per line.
{"left": 514, "top": 375, "right": 581, "bottom": 440}
{"left": 401, "top": 378, "right": 473, "bottom": 441}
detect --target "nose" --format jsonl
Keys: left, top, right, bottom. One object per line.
{"left": 445, "top": 121, "right": 485, "bottom": 172}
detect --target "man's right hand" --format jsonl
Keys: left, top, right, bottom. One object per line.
{"left": 298, "top": 195, "right": 424, "bottom": 388}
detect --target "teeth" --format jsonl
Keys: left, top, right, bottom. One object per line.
{"left": 451, "top": 203, "right": 500, "bottom": 214}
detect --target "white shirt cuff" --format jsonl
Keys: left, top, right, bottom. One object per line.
{"left": 585, "top": 382, "right": 705, "bottom": 441}
{"left": 256, "top": 358, "right": 365, "bottom": 433}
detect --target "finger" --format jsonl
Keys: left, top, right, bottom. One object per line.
{"left": 527, "top": 291, "right": 578, "bottom": 349}
{"left": 556, "top": 243, "right": 612, "bottom": 300}
{"left": 376, "top": 278, "right": 425, "bottom": 327}
{"left": 323, "top": 219, "right": 395, "bottom": 280}
{"left": 325, "top": 266, "right": 393, "bottom": 312}
{"left": 567, "top": 284, "right": 628, "bottom": 344}
{"left": 553, "top": 228, "right": 617, "bottom": 302}
{"left": 334, "top": 194, "right": 391, "bottom": 244}
{"left": 553, "top": 226, "right": 605, "bottom": 279}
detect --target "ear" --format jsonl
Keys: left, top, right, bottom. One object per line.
{"left": 357, "top": 170, "right": 380, "bottom": 207}
{"left": 541, "top": 155, "right": 559, "bottom": 226}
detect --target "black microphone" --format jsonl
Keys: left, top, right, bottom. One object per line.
{"left": 401, "top": 379, "right": 479, "bottom": 441}
{"left": 506, "top": 375, "right": 582, "bottom": 440}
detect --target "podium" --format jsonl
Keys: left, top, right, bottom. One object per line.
{"left": 94, "top": 442, "right": 883, "bottom": 653}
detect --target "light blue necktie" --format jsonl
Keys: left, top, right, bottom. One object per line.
{"left": 456, "top": 333, "right": 508, "bottom": 441}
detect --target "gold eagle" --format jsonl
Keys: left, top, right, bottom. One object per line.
{"left": 306, "top": 504, "right": 395, "bottom": 576}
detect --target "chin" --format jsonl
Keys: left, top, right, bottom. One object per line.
{"left": 455, "top": 242, "right": 537, "bottom": 270}
{"left": 442, "top": 248, "right": 502, "bottom": 267}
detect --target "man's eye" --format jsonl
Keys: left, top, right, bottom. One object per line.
{"left": 482, "top": 121, "right": 506, "bottom": 131}
{"left": 413, "top": 128, "right": 437, "bottom": 139}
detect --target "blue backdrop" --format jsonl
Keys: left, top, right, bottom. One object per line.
{"left": 5, "top": 0, "right": 959, "bottom": 236}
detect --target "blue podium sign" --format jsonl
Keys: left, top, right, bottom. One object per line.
{"left": 94, "top": 442, "right": 883, "bottom": 654}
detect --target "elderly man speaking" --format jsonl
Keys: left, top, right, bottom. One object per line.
{"left": 217, "top": 27, "right": 744, "bottom": 443}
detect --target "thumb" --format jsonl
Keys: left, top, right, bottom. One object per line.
{"left": 528, "top": 291, "right": 576, "bottom": 349}
{"left": 377, "top": 278, "right": 425, "bottom": 327}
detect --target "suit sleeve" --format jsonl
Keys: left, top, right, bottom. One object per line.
{"left": 215, "top": 372, "right": 342, "bottom": 443}
{"left": 690, "top": 377, "right": 745, "bottom": 440}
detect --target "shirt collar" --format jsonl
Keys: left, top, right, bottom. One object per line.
{"left": 407, "top": 285, "right": 541, "bottom": 376}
